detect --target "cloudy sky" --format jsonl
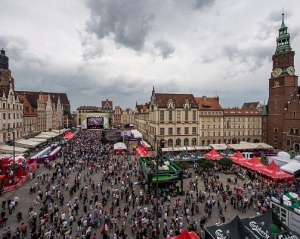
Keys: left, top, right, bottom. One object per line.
{"left": 1, "top": 0, "right": 300, "bottom": 111}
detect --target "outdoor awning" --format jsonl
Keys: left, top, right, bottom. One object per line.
{"left": 209, "top": 144, "right": 228, "bottom": 151}
{"left": 194, "top": 146, "right": 211, "bottom": 150}
{"left": 251, "top": 142, "right": 273, "bottom": 149}
{"left": 27, "top": 138, "right": 47, "bottom": 143}
{"left": 280, "top": 161, "right": 300, "bottom": 174}
{"left": 227, "top": 141, "right": 256, "bottom": 150}
{"left": 0, "top": 145, "right": 29, "bottom": 154}
{"left": 15, "top": 139, "right": 41, "bottom": 148}
{"left": 34, "top": 134, "right": 53, "bottom": 139}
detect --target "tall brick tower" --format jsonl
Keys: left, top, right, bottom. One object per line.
{"left": 267, "top": 14, "right": 300, "bottom": 151}
{"left": 0, "top": 48, "right": 15, "bottom": 95}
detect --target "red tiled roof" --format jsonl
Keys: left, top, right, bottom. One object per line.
{"left": 223, "top": 109, "right": 260, "bottom": 116}
{"left": 17, "top": 94, "right": 37, "bottom": 117}
{"left": 195, "top": 97, "right": 222, "bottom": 110}
{"left": 155, "top": 93, "right": 198, "bottom": 108}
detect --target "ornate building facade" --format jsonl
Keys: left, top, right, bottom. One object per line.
{"left": 267, "top": 14, "right": 300, "bottom": 151}
{"left": 0, "top": 49, "right": 23, "bottom": 143}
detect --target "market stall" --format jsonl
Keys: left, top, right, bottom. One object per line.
{"left": 259, "top": 161, "right": 294, "bottom": 182}
{"left": 139, "top": 156, "right": 183, "bottom": 194}
{"left": 136, "top": 147, "right": 149, "bottom": 157}
{"left": 204, "top": 148, "right": 223, "bottom": 160}
{"left": 113, "top": 142, "right": 127, "bottom": 155}
{"left": 241, "top": 156, "right": 266, "bottom": 171}
{"left": 205, "top": 216, "right": 256, "bottom": 239}
{"left": 229, "top": 151, "right": 247, "bottom": 164}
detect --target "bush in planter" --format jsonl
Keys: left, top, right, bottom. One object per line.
{"left": 175, "top": 162, "right": 190, "bottom": 170}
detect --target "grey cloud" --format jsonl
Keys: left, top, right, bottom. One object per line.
{"left": 154, "top": 40, "right": 175, "bottom": 59}
{"left": 222, "top": 45, "right": 239, "bottom": 61}
{"left": 0, "top": 36, "right": 46, "bottom": 68}
{"left": 85, "top": 0, "right": 155, "bottom": 51}
{"left": 268, "top": 10, "right": 292, "bottom": 22}
{"left": 193, "top": 0, "right": 215, "bottom": 10}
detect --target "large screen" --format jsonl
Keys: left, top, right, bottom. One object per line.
{"left": 87, "top": 117, "right": 104, "bottom": 129}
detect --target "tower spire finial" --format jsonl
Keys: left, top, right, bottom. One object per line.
{"left": 281, "top": 13, "right": 285, "bottom": 28}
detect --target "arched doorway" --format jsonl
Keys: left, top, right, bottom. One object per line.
{"left": 232, "top": 138, "right": 237, "bottom": 144}
{"left": 295, "top": 144, "right": 300, "bottom": 152}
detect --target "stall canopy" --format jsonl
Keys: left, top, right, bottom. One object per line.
{"left": 114, "top": 142, "right": 127, "bottom": 150}
{"left": 280, "top": 160, "right": 300, "bottom": 174}
{"left": 204, "top": 148, "right": 223, "bottom": 160}
{"left": 34, "top": 134, "right": 53, "bottom": 139}
{"left": 242, "top": 156, "right": 266, "bottom": 171}
{"left": 227, "top": 141, "right": 257, "bottom": 150}
{"left": 136, "top": 147, "right": 149, "bottom": 157}
{"left": 168, "top": 230, "right": 199, "bottom": 239}
{"left": 63, "top": 132, "right": 75, "bottom": 140}
{"left": 0, "top": 145, "right": 29, "bottom": 154}
{"left": 229, "top": 151, "right": 247, "bottom": 164}
{"left": 27, "top": 138, "right": 47, "bottom": 143}
{"left": 259, "top": 161, "right": 293, "bottom": 180}
{"left": 205, "top": 216, "right": 256, "bottom": 239}
{"left": 241, "top": 209, "right": 300, "bottom": 239}
{"left": 14, "top": 139, "right": 41, "bottom": 148}
{"left": 209, "top": 144, "right": 228, "bottom": 151}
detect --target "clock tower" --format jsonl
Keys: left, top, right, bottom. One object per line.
{"left": 267, "top": 14, "right": 300, "bottom": 151}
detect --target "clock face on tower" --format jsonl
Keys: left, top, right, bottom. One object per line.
{"left": 272, "top": 68, "right": 282, "bottom": 78}
{"left": 286, "top": 66, "right": 295, "bottom": 76}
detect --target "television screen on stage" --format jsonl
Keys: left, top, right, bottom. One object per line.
{"left": 87, "top": 117, "right": 104, "bottom": 129}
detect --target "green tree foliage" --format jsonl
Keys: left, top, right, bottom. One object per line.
{"left": 175, "top": 162, "right": 190, "bottom": 170}
{"left": 198, "top": 159, "right": 214, "bottom": 169}
{"left": 218, "top": 158, "right": 233, "bottom": 167}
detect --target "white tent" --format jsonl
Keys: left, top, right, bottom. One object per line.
{"left": 209, "top": 144, "right": 228, "bottom": 151}
{"left": 35, "top": 134, "right": 53, "bottom": 139}
{"left": 280, "top": 161, "right": 300, "bottom": 174}
{"left": 227, "top": 141, "right": 256, "bottom": 150}
{"left": 27, "top": 138, "right": 47, "bottom": 143}
{"left": 0, "top": 145, "right": 29, "bottom": 154}
{"left": 15, "top": 139, "right": 41, "bottom": 148}
{"left": 194, "top": 146, "right": 211, "bottom": 150}
{"left": 113, "top": 142, "right": 127, "bottom": 150}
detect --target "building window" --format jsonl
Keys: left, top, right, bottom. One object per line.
{"left": 168, "top": 139, "right": 173, "bottom": 146}
{"left": 3, "top": 113, "right": 5, "bottom": 120}
{"left": 169, "top": 110, "right": 172, "bottom": 121}
{"left": 177, "top": 127, "right": 181, "bottom": 135}
{"left": 184, "top": 138, "right": 189, "bottom": 146}
{"left": 192, "top": 138, "right": 196, "bottom": 146}
{"left": 184, "top": 127, "right": 189, "bottom": 134}
{"left": 177, "top": 111, "right": 181, "bottom": 121}
{"left": 192, "top": 127, "right": 196, "bottom": 134}
{"left": 176, "top": 138, "right": 181, "bottom": 146}
{"left": 208, "top": 132, "right": 210, "bottom": 137}
{"left": 160, "top": 128, "right": 165, "bottom": 135}
{"left": 218, "top": 132, "right": 221, "bottom": 136}
{"left": 293, "top": 112, "right": 296, "bottom": 116}
{"left": 287, "top": 139, "right": 291, "bottom": 146}
{"left": 160, "top": 110, "right": 164, "bottom": 121}
{"left": 207, "top": 125, "right": 210, "bottom": 129}
{"left": 253, "top": 124, "right": 255, "bottom": 128}
{"left": 213, "top": 118, "right": 216, "bottom": 122}
{"left": 202, "top": 125, "right": 204, "bottom": 129}
{"left": 274, "top": 128, "right": 278, "bottom": 133}
{"left": 168, "top": 128, "right": 173, "bottom": 135}
{"left": 193, "top": 111, "right": 196, "bottom": 121}
{"left": 202, "top": 132, "right": 204, "bottom": 137}
{"left": 185, "top": 111, "right": 188, "bottom": 121}
{"left": 213, "top": 125, "right": 216, "bottom": 129}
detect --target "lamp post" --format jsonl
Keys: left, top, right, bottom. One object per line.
{"left": 7, "top": 124, "right": 15, "bottom": 185}
{"left": 155, "top": 138, "right": 164, "bottom": 239}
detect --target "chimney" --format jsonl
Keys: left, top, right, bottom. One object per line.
{"left": 203, "top": 95, "right": 207, "bottom": 101}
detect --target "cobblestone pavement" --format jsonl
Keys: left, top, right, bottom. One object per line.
{"left": 2, "top": 154, "right": 257, "bottom": 239}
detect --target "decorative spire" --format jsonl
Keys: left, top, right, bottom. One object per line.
{"left": 276, "top": 13, "right": 292, "bottom": 53}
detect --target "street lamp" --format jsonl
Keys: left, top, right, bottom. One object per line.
{"left": 155, "top": 138, "right": 164, "bottom": 239}
{"left": 7, "top": 124, "right": 15, "bottom": 185}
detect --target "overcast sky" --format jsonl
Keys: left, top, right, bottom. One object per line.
{"left": 1, "top": 1, "right": 300, "bottom": 111}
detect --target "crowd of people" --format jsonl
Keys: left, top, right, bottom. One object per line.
{"left": 1, "top": 130, "right": 299, "bottom": 239}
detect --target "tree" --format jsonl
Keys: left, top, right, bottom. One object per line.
{"left": 218, "top": 158, "right": 233, "bottom": 168}
{"left": 199, "top": 159, "right": 214, "bottom": 170}
{"left": 175, "top": 162, "right": 190, "bottom": 170}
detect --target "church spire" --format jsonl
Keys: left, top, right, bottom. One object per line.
{"left": 276, "top": 13, "right": 292, "bottom": 53}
